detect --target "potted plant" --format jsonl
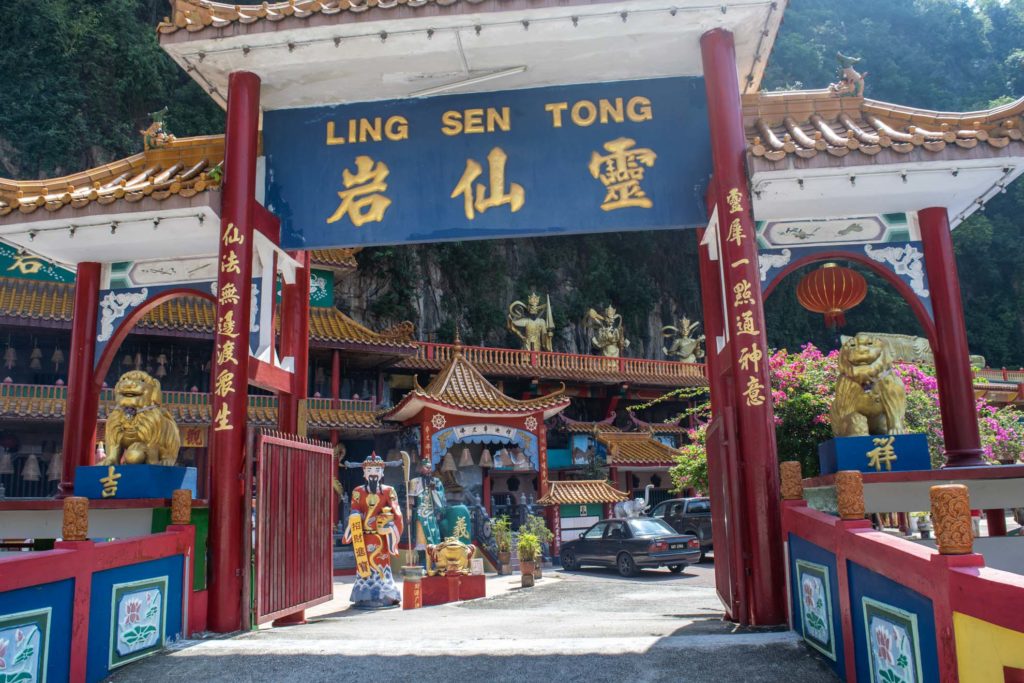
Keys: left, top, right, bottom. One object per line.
{"left": 913, "top": 512, "right": 933, "bottom": 540}
{"left": 493, "top": 516, "right": 513, "bottom": 575}
{"left": 518, "top": 532, "right": 541, "bottom": 588}
{"left": 522, "top": 514, "right": 554, "bottom": 579}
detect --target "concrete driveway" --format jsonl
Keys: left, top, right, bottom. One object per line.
{"left": 108, "top": 561, "right": 837, "bottom": 683}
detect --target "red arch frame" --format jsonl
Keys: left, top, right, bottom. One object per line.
{"left": 762, "top": 250, "right": 937, "bottom": 345}
{"left": 93, "top": 287, "right": 217, "bottom": 393}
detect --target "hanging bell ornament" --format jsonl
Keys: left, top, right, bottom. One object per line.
{"left": 47, "top": 450, "right": 62, "bottom": 481}
{"left": 122, "top": 353, "right": 133, "bottom": 368}
{"left": 29, "top": 343, "right": 42, "bottom": 371}
{"left": 3, "top": 341, "right": 16, "bottom": 370}
{"left": 21, "top": 454, "right": 41, "bottom": 482}
{"left": 458, "top": 446, "right": 473, "bottom": 468}
{"left": 478, "top": 448, "right": 493, "bottom": 468}
{"left": 0, "top": 448, "right": 13, "bottom": 474}
{"left": 441, "top": 451, "right": 457, "bottom": 472}
{"left": 51, "top": 346, "right": 65, "bottom": 372}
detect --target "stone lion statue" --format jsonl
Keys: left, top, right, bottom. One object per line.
{"left": 100, "top": 370, "right": 181, "bottom": 466}
{"left": 830, "top": 333, "right": 907, "bottom": 438}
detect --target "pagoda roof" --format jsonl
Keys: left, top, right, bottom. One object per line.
{"left": 597, "top": 432, "right": 679, "bottom": 467}
{"left": 0, "top": 135, "right": 223, "bottom": 220}
{"left": 743, "top": 90, "right": 1024, "bottom": 226}
{"left": 385, "top": 345, "right": 569, "bottom": 422}
{"left": 745, "top": 91, "right": 1024, "bottom": 165}
{"left": 537, "top": 479, "right": 628, "bottom": 506}
{"left": 0, "top": 276, "right": 415, "bottom": 351}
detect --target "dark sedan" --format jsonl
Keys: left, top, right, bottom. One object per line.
{"left": 559, "top": 518, "right": 701, "bottom": 577}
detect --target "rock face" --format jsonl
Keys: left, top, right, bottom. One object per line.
{"left": 334, "top": 235, "right": 705, "bottom": 360}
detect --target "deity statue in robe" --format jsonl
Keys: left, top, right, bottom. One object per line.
{"left": 507, "top": 292, "right": 556, "bottom": 352}
{"left": 587, "top": 305, "right": 630, "bottom": 357}
{"left": 410, "top": 458, "right": 447, "bottom": 552}
{"left": 662, "top": 316, "right": 706, "bottom": 363}
{"left": 343, "top": 453, "right": 404, "bottom": 608}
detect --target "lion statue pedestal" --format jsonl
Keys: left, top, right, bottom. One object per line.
{"left": 74, "top": 370, "right": 197, "bottom": 500}
{"left": 818, "top": 334, "right": 932, "bottom": 475}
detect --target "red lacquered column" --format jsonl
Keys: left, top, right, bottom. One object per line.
{"left": 701, "top": 28, "right": 786, "bottom": 625}
{"left": 919, "top": 207, "right": 987, "bottom": 468}
{"left": 58, "top": 261, "right": 101, "bottom": 497}
{"left": 208, "top": 70, "right": 260, "bottom": 633}
{"left": 330, "top": 349, "right": 341, "bottom": 446}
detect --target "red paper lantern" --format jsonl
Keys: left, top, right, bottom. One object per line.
{"left": 796, "top": 262, "right": 867, "bottom": 327}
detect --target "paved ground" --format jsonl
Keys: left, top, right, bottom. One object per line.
{"left": 109, "top": 561, "right": 837, "bottom": 683}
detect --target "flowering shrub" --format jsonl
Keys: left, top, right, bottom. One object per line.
{"left": 670, "top": 344, "right": 1023, "bottom": 493}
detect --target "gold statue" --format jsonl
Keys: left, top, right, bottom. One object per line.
{"left": 99, "top": 370, "right": 181, "bottom": 466}
{"left": 587, "top": 305, "right": 630, "bottom": 357}
{"left": 508, "top": 292, "right": 555, "bottom": 352}
{"left": 662, "top": 316, "right": 705, "bottom": 362}
{"left": 425, "top": 536, "right": 476, "bottom": 576}
{"left": 831, "top": 333, "right": 907, "bottom": 437}
{"left": 840, "top": 332, "right": 985, "bottom": 368}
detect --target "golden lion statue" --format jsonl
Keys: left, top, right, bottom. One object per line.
{"left": 100, "top": 370, "right": 181, "bottom": 466}
{"left": 425, "top": 536, "right": 476, "bottom": 577}
{"left": 831, "top": 333, "right": 907, "bottom": 437}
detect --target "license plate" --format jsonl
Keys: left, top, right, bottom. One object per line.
{"left": 671, "top": 544, "right": 685, "bottom": 549}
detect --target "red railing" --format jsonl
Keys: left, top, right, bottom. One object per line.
{"left": 976, "top": 367, "right": 1024, "bottom": 383}
{"left": 0, "top": 383, "right": 378, "bottom": 412}
{"left": 784, "top": 500, "right": 1024, "bottom": 681}
{"left": 252, "top": 430, "right": 335, "bottom": 624}
{"left": 409, "top": 341, "right": 707, "bottom": 383}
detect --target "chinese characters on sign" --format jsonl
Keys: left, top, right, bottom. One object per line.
{"left": 588, "top": 137, "right": 657, "bottom": 211}
{"left": 451, "top": 147, "right": 524, "bottom": 220}
{"left": 101, "top": 465, "right": 121, "bottom": 498}
{"left": 866, "top": 437, "right": 898, "bottom": 471}
{"left": 724, "top": 186, "right": 767, "bottom": 408}
{"left": 264, "top": 77, "right": 711, "bottom": 249}
{"left": 327, "top": 156, "right": 392, "bottom": 227}
{"left": 212, "top": 221, "right": 246, "bottom": 433}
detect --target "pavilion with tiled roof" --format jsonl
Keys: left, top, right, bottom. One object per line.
{"left": 597, "top": 432, "right": 681, "bottom": 468}
{"left": 537, "top": 480, "right": 628, "bottom": 506}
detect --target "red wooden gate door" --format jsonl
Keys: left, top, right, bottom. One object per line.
{"left": 253, "top": 430, "right": 335, "bottom": 624}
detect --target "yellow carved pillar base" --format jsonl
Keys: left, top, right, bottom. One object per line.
{"left": 171, "top": 488, "right": 193, "bottom": 525}
{"left": 930, "top": 484, "right": 973, "bottom": 555}
{"left": 780, "top": 461, "right": 804, "bottom": 500}
{"left": 835, "top": 470, "right": 865, "bottom": 520}
{"left": 62, "top": 496, "right": 89, "bottom": 541}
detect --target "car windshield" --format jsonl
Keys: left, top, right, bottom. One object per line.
{"left": 627, "top": 518, "right": 676, "bottom": 537}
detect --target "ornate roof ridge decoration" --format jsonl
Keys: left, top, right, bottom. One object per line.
{"left": 158, "top": 0, "right": 496, "bottom": 35}
{"left": 310, "top": 248, "right": 362, "bottom": 272}
{"left": 0, "top": 135, "right": 225, "bottom": 218}
{"left": 386, "top": 344, "right": 569, "bottom": 421}
{"left": 537, "top": 479, "right": 629, "bottom": 505}
{"left": 556, "top": 412, "right": 622, "bottom": 433}
{"left": 628, "top": 412, "right": 688, "bottom": 434}
{"left": 744, "top": 90, "right": 1024, "bottom": 162}
{"left": 308, "top": 307, "right": 417, "bottom": 349}
{"left": 597, "top": 431, "right": 680, "bottom": 466}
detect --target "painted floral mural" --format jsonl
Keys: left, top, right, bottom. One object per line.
{"left": 0, "top": 609, "right": 48, "bottom": 683}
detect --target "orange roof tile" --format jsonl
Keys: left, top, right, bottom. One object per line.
{"left": 0, "top": 136, "right": 223, "bottom": 219}
{"left": 537, "top": 480, "right": 629, "bottom": 505}
{"left": 745, "top": 91, "right": 1024, "bottom": 163}
{"left": 310, "top": 248, "right": 361, "bottom": 271}
{"left": 0, "top": 278, "right": 74, "bottom": 323}
{"left": 309, "top": 308, "right": 415, "bottom": 349}
{"left": 597, "top": 432, "right": 680, "bottom": 467}
{"left": 157, "top": 0, "right": 498, "bottom": 34}
{"left": 386, "top": 346, "right": 569, "bottom": 421}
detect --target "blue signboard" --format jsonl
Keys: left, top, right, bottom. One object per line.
{"left": 264, "top": 77, "right": 711, "bottom": 249}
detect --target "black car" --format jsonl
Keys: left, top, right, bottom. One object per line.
{"left": 649, "top": 497, "right": 713, "bottom": 562}
{"left": 559, "top": 518, "right": 701, "bottom": 577}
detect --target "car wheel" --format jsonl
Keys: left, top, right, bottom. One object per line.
{"left": 561, "top": 550, "right": 578, "bottom": 571}
{"left": 668, "top": 564, "right": 685, "bottom": 573}
{"left": 698, "top": 550, "right": 707, "bottom": 563}
{"left": 617, "top": 553, "right": 639, "bottom": 577}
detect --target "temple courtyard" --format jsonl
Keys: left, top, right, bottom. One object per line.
{"left": 108, "top": 564, "right": 836, "bottom": 682}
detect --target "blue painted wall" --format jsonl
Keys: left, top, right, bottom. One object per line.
{"left": 788, "top": 533, "right": 846, "bottom": 678}
{"left": 86, "top": 555, "right": 185, "bottom": 683}
{"left": 0, "top": 578, "right": 74, "bottom": 682}
{"left": 847, "top": 560, "right": 939, "bottom": 683}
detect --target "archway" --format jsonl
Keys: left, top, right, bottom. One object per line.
{"left": 762, "top": 250, "right": 937, "bottom": 345}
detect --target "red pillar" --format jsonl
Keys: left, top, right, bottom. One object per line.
{"left": 208, "top": 71, "right": 260, "bottom": 633}
{"left": 59, "top": 261, "right": 101, "bottom": 497}
{"left": 330, "top": 348, "right": 341, "bottom": 446}
{"left": 919, "top": 207, "right": 987, "bottom": 467}
{"left": 482, "top": 467, "right": 491, "bottom": 515}
{"left": 701, "top": 28, "right": 786, "bottom": 625}
{"left": 537, "top": 415, "right": 549, "bottom": 501}
{"left": 278, "top": 251, "right": 311, "bottom": 435}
